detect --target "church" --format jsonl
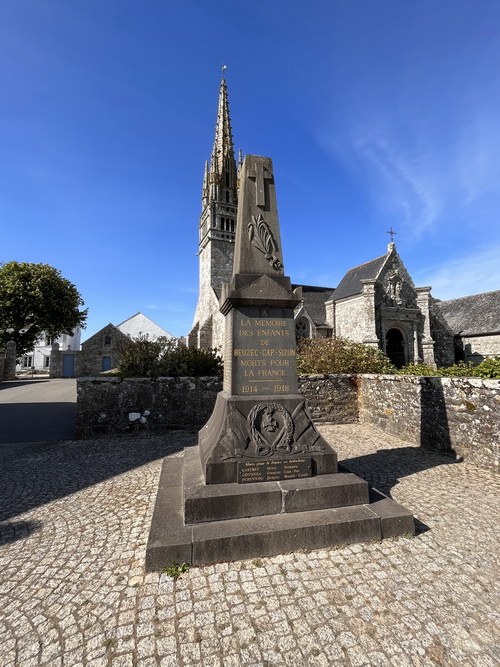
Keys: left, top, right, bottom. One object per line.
{"left": 187, "top": 77, "right": 500, "bottom": 369}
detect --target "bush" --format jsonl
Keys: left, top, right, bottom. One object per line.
{"left": 469, "top": 356, "right": 500, "bottom": 378}
{"left": 397, "top": 357, "right": 500, "bottom": 378}
{"left": 296, "top": 337, "right": 396, "bottom": 375}
{"left": 117, "top": 336, "right": 222, "bottom": 378}
{"left": 396, "top": 363, "right": 441, "bottom": 376}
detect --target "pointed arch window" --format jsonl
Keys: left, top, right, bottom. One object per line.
{"left": 295, "top": 317, "right": 310, "bottom": 341}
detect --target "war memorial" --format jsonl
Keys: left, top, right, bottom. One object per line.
{"left": 146, "top": 155, "right": 414, "bottom": 569}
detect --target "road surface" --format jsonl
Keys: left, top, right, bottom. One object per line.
{"left": 0, "top": 378, "right": 76, "bottom": 445}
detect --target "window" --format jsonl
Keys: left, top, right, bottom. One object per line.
{"left": 295, "top": 318, "right": 310, "bottom": 341}
{"left": 45, "top": 336, "right": 54, "bottom": 346}
{"left": 220, "top": 217, "right": 224, "bottom": 230}
{"left": 104, "top": 336, "right": 112, "bottom": 345}
{"left": 44, "top": 356, "right": 50, "bottom": 368}
{"left": 23, "top": 355, "right": 33, "bottom": 368}
{"left": 225, "top": 191, "right": 230, "bottom": 203}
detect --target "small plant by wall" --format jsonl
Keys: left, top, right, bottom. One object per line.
{"left": 397, "top": 357, "right": 500, "bottom": 378}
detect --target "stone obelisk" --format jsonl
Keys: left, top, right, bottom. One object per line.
{"left": 146, "top": 154, "right": 414, "bottom": 570}
{"left": 199, "top": 155, "right": 338, "bottom": 484}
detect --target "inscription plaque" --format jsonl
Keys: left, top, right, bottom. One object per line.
{"left": 226, "top": 305, "right": 298, "bottom": 396}
{"left": 237, "top": 458, "right": 312, "bottom": 484}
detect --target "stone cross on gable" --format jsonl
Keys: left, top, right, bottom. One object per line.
{"left": 248, "top": 161, "right": 273, "bottom": 207}
{"left": 387, "top": 227, "right": 397, "bottom": 243}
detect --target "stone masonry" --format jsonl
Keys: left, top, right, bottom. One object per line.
{"left": 359, "top": 374, "right": 500, "bottom": 470}
{"left": 3, "top": 341, "right": 17, "bottom": 381}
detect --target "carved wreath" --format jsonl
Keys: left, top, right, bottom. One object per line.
{"left": 247, "top": 214, "right": 283, "bottom": 273}
{"left": 247, "top": 403, "right": 294, "bottom": 457}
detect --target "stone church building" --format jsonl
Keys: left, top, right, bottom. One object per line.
{"left": 187, "top": 77, "right": 499, "bottom": 368}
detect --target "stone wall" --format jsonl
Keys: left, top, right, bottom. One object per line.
{"left": 461, "top": 334, "right": 500, "bottom": 363}
{"left": 358, "top": 375, "right": 500, "bottom": 470}
{"left": 76, "top": 376, "right": 223, "bottom": 438}
{"left": 76, "top": 374, "right": 357, "bottom": 439}
{"left": 75, "top": 373, "right": 499, "bottom": 470}
{"left": 334, "top": 296, "right": 373, "bottom": 342}
{"left": 3, "top": 341, "right": 17, "bottom": 380}
{"left": 297, "top": 375, "right": 358, "bottom": 423}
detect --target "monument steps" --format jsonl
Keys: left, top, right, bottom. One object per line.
{"left": 145, "top": 449, "right": 414, "bottom": 570}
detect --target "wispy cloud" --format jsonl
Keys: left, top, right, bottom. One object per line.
{"left": 413, "top": 244, "right": 500, "bottom": 300}
{"left": 316, "top": 92, "right": 500, "bottom": 245}
{"left": 351, "top": 131, "right": 440, "bottom": 236}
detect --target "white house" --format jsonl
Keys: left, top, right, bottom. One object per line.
{"left": 17, "top": 326, "right": 82, "bottom": 372}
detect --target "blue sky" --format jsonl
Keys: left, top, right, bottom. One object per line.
{"left": 1, "top": 1, "right": 500, "bottom": 341}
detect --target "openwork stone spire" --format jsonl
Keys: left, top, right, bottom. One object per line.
{"left": 210, "top": 77, "right": 235, "bottom": 175}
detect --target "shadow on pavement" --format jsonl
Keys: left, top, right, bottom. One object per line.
{"left": 0, "top": 433, "right": 197, "bottom": 523}
{"left": 339, "top": 444, "right": 459, "bottom": 500}
{"left": 0, "top": 520, "right": 42, "bottom": 546}
{"left": 0, "top": 402, "right": 77, "bottom": 444}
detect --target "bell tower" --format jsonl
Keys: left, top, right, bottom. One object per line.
{"left": 188, "top": 75, "right": 239, "bottom": 349}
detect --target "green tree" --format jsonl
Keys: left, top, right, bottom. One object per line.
{"left": 0, "top": 262, "right": 87, "bottom": 357}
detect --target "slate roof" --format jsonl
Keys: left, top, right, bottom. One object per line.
{"left": 435, "top": 290, "right": 500, "bottom": 336}
{"left": 332, "top": 255, "right": 387, "bottom": 301}
{"left": 292, "top": 284, "right": 336, "bottom": 326}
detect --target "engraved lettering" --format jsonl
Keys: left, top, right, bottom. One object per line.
{"left": 239, "top": 360, "right": 267, "bottom": 367}
{"left": 257, "top": 370, "right": 285, "bottom": 377}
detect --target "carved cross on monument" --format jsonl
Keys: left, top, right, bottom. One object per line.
{"left": 248, "top": 161, "right": 273, "bottom": 207}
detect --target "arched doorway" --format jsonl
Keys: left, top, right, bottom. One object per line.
{"left": 385, "top": 328, "right": 406, "bottom": 368}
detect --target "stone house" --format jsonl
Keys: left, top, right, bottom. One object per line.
{"left": 50, "top": 313, "right": 174, "bottom": 378}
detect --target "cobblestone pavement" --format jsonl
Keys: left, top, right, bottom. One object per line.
{"left": 0, "top": 424, "right": 499, "bottom": 667}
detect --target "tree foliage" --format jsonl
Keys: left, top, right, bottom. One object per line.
{"left": 0, "top": 262, "right": 87, "bottom": 357}
{"left": 117, "top": 335, "right": 223, "bottom": 378}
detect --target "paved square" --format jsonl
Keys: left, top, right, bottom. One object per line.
{"left": 0, "top": 424, "right": 498, "bottom": 666}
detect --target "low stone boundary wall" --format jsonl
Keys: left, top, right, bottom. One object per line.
{"left": 76, "top": 376, "right": 223, "bottom": 438}
{"left": 75, "top": 374, "right": 499, "bottom": 470}
{"left": 358, "top": 375, "right": 500, "bottom": 470}
{"left": 76, "top": 375, "right": 357, "bottom": 439}
{"left": 298, "top": 375, "right": 358, "bottom": 423}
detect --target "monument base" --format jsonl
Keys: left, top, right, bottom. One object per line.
{"left": 145, "top": 445, "right": 414, "bottom": 571}
{"left": 199, "top": 392, "right": 338, "bottom": 484}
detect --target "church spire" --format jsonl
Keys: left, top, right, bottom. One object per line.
{"left": 190, "top": 73, "right": 239, "bottom": 349}
{"left": 210, "top": 75, "right": 235, "bottom": 176}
